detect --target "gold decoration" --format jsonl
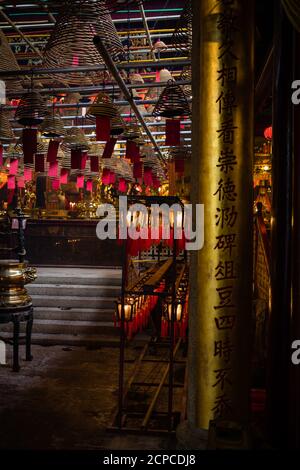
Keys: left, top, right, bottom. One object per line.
{"left": 0, "top": 260, "right": 36, "bottom": 309}
{"left": 189, "top": 0, "right": 254, "bottom": 429}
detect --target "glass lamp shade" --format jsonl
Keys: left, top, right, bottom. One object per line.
{"left": 116, "top": 296, "right": 137, "bottom": 322}
{"left": 163, "top": 295, "right": 185, "bottom": 322}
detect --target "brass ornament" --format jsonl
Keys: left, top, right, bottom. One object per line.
{"left": 0, "top": 260, "right": 37, "bottom": 309}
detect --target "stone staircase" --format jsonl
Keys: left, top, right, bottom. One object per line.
{"left": 0, "top": 267, "right": 122, "bottom": 347}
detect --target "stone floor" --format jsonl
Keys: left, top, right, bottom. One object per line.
{"left": 0, "top": 343, "right": 174, "bottom": 450}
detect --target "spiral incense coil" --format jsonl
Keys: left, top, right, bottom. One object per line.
{"left": 180, "top": 66, "right": 192, "bottom": 97}
{"left": 63, "top": 127, "right": 90, "bottom": 151}
{"left": 0, "top": 107, "right": 15, "bottom": 142}
{"left": 152, "top": 80, "right": 191, "bottom": 119}
{"left": 60, "top": 149, "right": 71, "bottom": 169}
{"left": 47, "top": 0, "right": 144, "bottom": 15}
{"left": 40, "top": 112, "right": 65, "bottom": 139}
{"left": 0, "top": 30, "right": 23, "bottom": 93}
{"left": 5, "top": 143, "right": 23, "bottom": 160}
{"left": 88, "top": 142, "right": 104, "bottom": 156}
{"left": 111, "top": 114, "right": 125, "bottom": 136}
{"left": 122, "top": 122, "right": 142, "bottom": 141}
{"left": 87, "top": 92, "right": 117, "bottom": 118}
{"left": 104, "top": 0, "right": 144, "bottom": 14}
{"left": 166, "top": 146, "right": 191, "bottom": 161}
{"left": 172, "top": 0, "right": 192, "bottom": 56}
{"left": 43, "top": 1, "right": 125, "bottom": 84}
{"left": 36, "top": 140, "right": 49, "bottom": 155}
{"left": 15, "top": 91, "right": 47, "bottom": 127}
{"left": 142, "top": 154, "right": 166, "bottom": 180}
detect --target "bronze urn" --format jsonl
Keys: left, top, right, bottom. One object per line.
{"left": 0, "top": 260, "right": 37, "bottom": 309}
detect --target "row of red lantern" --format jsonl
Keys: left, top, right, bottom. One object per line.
{"left": 115, "top": 283, "right": 165, "bottom": 340}
{"left": 161, "top": 292, "right": 189, "bottom": 341}
{"left": 117, "top": 227, "right": 187, "bottom": 256}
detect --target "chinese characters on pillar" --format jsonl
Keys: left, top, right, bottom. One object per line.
{"left": 212, "top": 0, "right": 240, "bottom": 419}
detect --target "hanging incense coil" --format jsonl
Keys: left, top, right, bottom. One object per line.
{"left": 40, "top": 112, "right": 65, "bottom": 139}
{"left": 88, "top": 142, "right": 104, "bottom": 156}
{"left": 0, "top": 30, "right": 23, "bottom": 93}
{"left": 122, "top": 122, "right": 142, "bottom": 141}
{"left": 172, "top": 0, "right": 192, "bottom": 56}
{"left": 15, "top": 91, "right": 47, "bottom": 126}
{"left": 152, "top": 80, "right": 191, "bottom": 118}
{"left": 60, "top": 148, "right": 71, "bottom": 169}
{"left": 0, "top": 107, "right": 15, "bottom": 142}
{"left": 87, "top": 92, "right": 117, "bottom": 119}
{"left": 180, "top": 66, "right": 192, "bottom": 97}
{"left": 166, "top": 146, "right": 191, "bottom": 161}
{"left": 5, "top": 143, "right": 23, "bottom": 161}
{"left": 143, "top": 154, "right": 166, "bottom": 181}
{"left": 63, "top": 127, "right": 90, "bottom": 151}
{"left": 103, "top": 0, "right": 143, "bottom": 14}
{"left": 36, "top": 140, "right": 49, "bottom": 155}
{"left": 133, "top": 135, "right": 146, "bottom": 146}
{"left": 47, "top": 0, "right": 143, "bottom": 15}
{"left": 111, "top": 114, "right": 125, "bottom": 136}
{"left": 43, "top": 1, "right": 125, "bottom": 85}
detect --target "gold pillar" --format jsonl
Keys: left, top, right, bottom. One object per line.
{"left": 189, "top": 0, "right": 254, "bottom": 430}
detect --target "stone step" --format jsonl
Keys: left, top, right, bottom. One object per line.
{"left": 0, "top": 319, "right": 119, "bottom": 336}
{"left": 27, "top": 283, "right": 121, "bottom": 298}
{"left": 33, "top": 307, "right": 115, "bottom": 322}
{"left": 31, "top": 295, "right": 117, "bottom": 309}
{"left": 0, "top": 331, "right": 121, "bottom": 347}
{"left": 33, "top": 267, "right": 122, "bottom": 286}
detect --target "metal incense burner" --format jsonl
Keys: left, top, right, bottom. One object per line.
{"left": 0, "top": 260, "right": 36, "bottom": 309}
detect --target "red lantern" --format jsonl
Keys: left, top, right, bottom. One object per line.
{"left": 264, "top": 126, "right": 272, "bottom": 141}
